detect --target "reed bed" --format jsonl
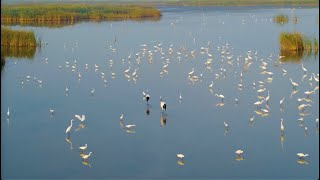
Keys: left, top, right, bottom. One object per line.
{"left": 279, "top": 32, "right": 318, "bottom": 62}
{"left": 1, "top": 27, "right": 37, "bottom": 47}
{"left": 273, "top": 14, "right": 289, "bottom": 24}
{"left": 1, "top": 4, "right": 161, "bottom": 26}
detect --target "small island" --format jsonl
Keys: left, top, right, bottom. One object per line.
{"left": 1, "top": 4, "right": 162, "bottom": 26}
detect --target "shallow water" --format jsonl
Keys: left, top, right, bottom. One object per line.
{"left": 1, "top": 6, "right": 319, "bottom": 179}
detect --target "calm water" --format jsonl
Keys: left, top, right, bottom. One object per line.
{"left": 1, "top": 6, "right": 319, "bottom": 179}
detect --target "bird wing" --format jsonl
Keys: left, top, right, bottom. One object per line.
{"left": 75, "top": 114, "right": 81, "bottom": 120}
{"left": 126, "top": 125, "right": 136, "bottom": 128}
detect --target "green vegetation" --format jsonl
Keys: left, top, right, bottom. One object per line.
{"left": 1, "top": 27, "right": 37, "bottom": 47}
{"left": 273, "top": 14, "right": 289, "bottom": 24}
{"left": 279, "top": 32, "right": 305, "bottom": 52}
{"left": 279, "top": 32, "right": 318, "bottom": 62}
{"left": 1, "top": 4, "right": 161, "bottom": 27}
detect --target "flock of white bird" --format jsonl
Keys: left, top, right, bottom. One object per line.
{"left": 5, "top": 19, "right": 319, "bottom": 168}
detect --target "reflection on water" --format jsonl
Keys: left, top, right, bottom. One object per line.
{"left": 160, "top": 114, "right": 167, "bottom": 127}
{"left": 279, "top": 49, "right": 313, "bottom": 63}
{"left": 1, "top": 16, "right": 161, "bottom": 28}
{"left": 1, "top": 46, "right": 37, "bottom": 72}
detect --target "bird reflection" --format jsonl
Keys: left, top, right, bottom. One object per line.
{"left": 160, "top": 114, "right": 167, "bottom": 127}
{"left": 82, "top": 160, "right": 92, "bottom": 167}
{"left": 280, "top": 134, "right": 284, "bottom": 150}
{"left": 177, "top": 159, "right": 184, "bottom": 166}
{"left": 75, "top": 123, "right": 85, "bottom": 132}
{"left": 297, "top": 159, "right": 308, "bottom": 165}
{"left": 65, "top": 137, "right": 73, "bottom": 150}
{"left": 235, "top": 157, "right": 244, "bottom": 161}
{"left": 146, "top": 104, "right": 151, "bottom": 115}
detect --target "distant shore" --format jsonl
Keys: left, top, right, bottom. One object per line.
{"left": 1, "top": 0, "right": 319, "bottom": 7}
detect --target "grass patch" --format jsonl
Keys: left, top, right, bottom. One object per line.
{"left": 279, "top": 32, "right": 318, "bottom": 62}
{"left": 273, "top": 14, "right": 289, "bottom": 24}
{"left": 1, "top": 4, "right": 161, "bottom": 27}
{"left": 1, "top": 27, "right": 38, "bottom": 47}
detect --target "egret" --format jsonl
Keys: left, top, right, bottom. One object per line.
{"left": 124, "top": 67, "right": 131, "bottom": 73}
{"left": 304, "top": 126, "right": 308, "bottom": 134}
{"left": 82, "top": 152, "right": 92, "bottom": 161}
{"left": 280, "top": 97, "right": 285, "bottom": 106}
{"left": 235, "top": 150, "right": 244, "bottom": 156}
{"left": 215, "top": 94, "right": 225, "bottom": 102}
{"left": 120, "top": 114, "right": 124, "bottom": 121}
{"left": 188, "top": 68, "right": 195, "bottom": 76}
{"left": 177, "top": 154, "right": 184, "bottom": 159}
{"left": 296, "top": 153, "right": 308, "bottom": 159}
{"left": 224, "top": 121, "right": 229, "bottom": 132}
{"left": 75, "top": 114, "right": 85, "bottom": 122}
{"left": 249, "top": 116, "right": 255, "bottom": 123}
{"left": 7, "top": 107, "right": 10, "bottom": 118}
{"left": 91, "top": 88, "right": 95, "bottom": 96}
{"left": 49, "top": 108, "right": 54, "bottom": 115}
{"left": 79, "top": 144, "right": 88, "bottom": 151}
{"left": 125, "top": 124, "right": 136, "bottom": 129}
{"left": 179, "top": 92, "right": 182, "bottom": 101}
{"left": 209, "top": 81, "right": 213, "bottom": 89}
{"left": 304, "top": 90, "right": 314, "bottom": 98}
{"left": 66, "top": 119, "right": 74, "bottom": 134}
{"left": 301, "top": 64, "right": 307, "bottom": 74}
{"left": 160, "top": 96, "right": 167, "bottom": 111}
{"left": 132, "top": 69, "right": 137, "bottom": 76}
{"left": 289, "top": 78, "right": 299, "bottom": 89}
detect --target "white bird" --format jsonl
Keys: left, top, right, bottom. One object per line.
{"left": 82, "top": 152, "right": 92, "bottom": 161}
{"left": 296, "top": 153, "right": 308, "bottom": 159}
{"left": 49, "top": 108, "right": 54, "bottom": 114}
{"left": 124, "top": 67, "right": 131, "bottom": 73}
{"left": 125, "top": 124, "right": 136, "bottom": 129}
{"left": 91, "top": 88, "right": 95, "bottom": 96}
{"left": 75, "top": 114, "right": 85, "bottom": 122}
{"left": 79, "top": 144, "right": 87, "bottom": 151}
{"left": 179, "top": 92, "right": 182, "bottom": 101}
{"left": 66, "top": 119, "right": 74, "bottom": 134}
{"left": 65, "top": 86, "right": 69, "bottom": 93}
{"left": 301, "top": 63, "right": 307, "bottom": 74}
{"left": 215, "top": 94, "right": 225, "bottom": 101}
{"left": 132, "top": 69, "right": 137, "bottom": 76}
{"left": 209, "top": 81, "right": 213, "bottom": 89}
{"left": 280, "top": 118, "right": 285, "bottom": 134}
{"left": 290, "top": 78, "right": 299, "bottom": 88}
{"left": 7, "top": 107, "right": 10, "bottom": 118}
{"left": 120, "top": 114, "right": 124, "bottom": 121}
{"left": 282, "top": 68, "right": 287, "bottom": 73}
{"left": 160, "top": 96, "right": 167, "bottom": 111}
{"left": 280, "top": 97, "right": 285, "bottom": 106}
{"left": 235, "top": 150, "right": 244, "bottom": 156}
{"left": 177, "top": 154, "right": 184, "bottom": 159}
{"left": 188, "top": 68, "right": 195, "bottom": 76}
{"left": 249, "top": 116, "right": 255, "bottom": 123}
{"left": 224, "top": 121, "right": 229, "bottom": 129}
{"left": 304, "top": 90, "right": 314, "bottom": 97}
